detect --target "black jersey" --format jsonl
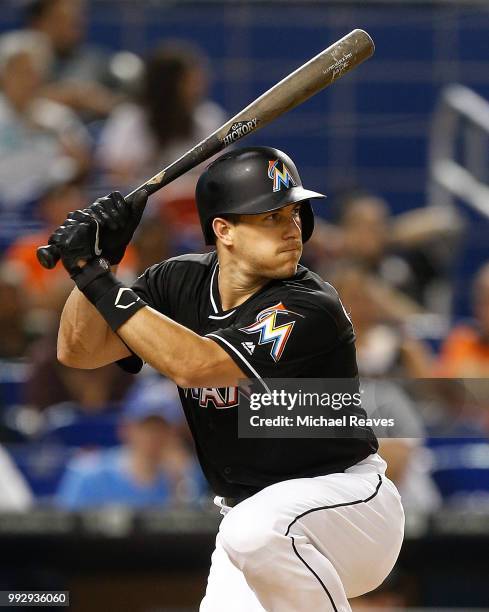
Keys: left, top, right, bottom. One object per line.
{"left": 126, "top": 251, "right": 378, "bottom": 498}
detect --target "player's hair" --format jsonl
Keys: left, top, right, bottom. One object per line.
{"left": 218, "top": 213, "right": 241, "bottom": 224}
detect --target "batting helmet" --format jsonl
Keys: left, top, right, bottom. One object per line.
{"left": 196, "top": 146, "right": 326, "bottom": 245}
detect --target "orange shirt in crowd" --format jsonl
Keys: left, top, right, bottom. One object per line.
{"left": 5, "top": 231, "right": 137, "bottom": 299}
{"left": 436, "top": 325, "right": 489, "bottom": 378}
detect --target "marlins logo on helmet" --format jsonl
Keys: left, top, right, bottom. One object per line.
{"left": 239, "top": 302, "right": 303, "bottom": 362}
{"left": 268, "top": 160, "right": 297, "bottom": 192}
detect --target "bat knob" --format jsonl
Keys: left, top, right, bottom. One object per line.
{"left": 37, "top": 244, "right": 60, "bottom": 269}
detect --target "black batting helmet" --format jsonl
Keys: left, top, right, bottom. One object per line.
{"left": 196, "top": 146, "right": 326, "bottom": 245}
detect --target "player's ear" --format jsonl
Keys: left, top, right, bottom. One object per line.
{"left": 213, "top": 216, "right": 235, "bottom": 246}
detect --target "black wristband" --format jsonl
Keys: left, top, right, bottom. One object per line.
{"left": 71, "top": 257, "right": 112, "bottom": 303}
{"left": 72, "top": 258, "right": 147, "bottom": 332}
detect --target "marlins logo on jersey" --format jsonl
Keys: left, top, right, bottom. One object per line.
{"left": 268, "top": 160, "right": 297, "bottom": 192}
{"left": 239, "top": 302, "right": 303, "bottom": 362}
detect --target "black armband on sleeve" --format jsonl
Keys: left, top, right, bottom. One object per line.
{"left": 72, "top": 258, "right": 147, "bottom": 333}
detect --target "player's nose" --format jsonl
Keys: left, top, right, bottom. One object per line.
{"left": 283, "top": 212, "right": 302, "bottom": 240}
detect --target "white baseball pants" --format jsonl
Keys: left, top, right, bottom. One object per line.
{"left": 200, "top": 454, "right": 404, "bottom": 612}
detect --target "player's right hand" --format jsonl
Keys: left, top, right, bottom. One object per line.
{"left": 75, "top": 190, "right": 148, "bottom": 265}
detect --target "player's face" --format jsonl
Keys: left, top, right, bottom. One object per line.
{"left": 232, "top": 203, "right": 303, "bottom": 279}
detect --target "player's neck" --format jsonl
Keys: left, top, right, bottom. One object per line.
{"left": 217, "top": 258, "right": 268, "bottom": 311}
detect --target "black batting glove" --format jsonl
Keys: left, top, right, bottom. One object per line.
{"left": 74, "top": 190, "right": 149, "bottom": 265}
{"left": 48, "top": 214, "right": 101, "bottom": 275}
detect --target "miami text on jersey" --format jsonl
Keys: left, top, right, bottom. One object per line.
{"left": 268, "top": 160, "right": 297, "bottom": 192}
{"left": 183, "top": 386, "right": 239, "bottom": 409}
{"left": 239, "top": 302, "right": 301, "bottom": 362}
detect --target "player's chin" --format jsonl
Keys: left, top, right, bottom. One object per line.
{"left": 273, "top": 253, "right": 300, "bottom": 277}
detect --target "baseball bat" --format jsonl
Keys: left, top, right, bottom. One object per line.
{"left": 37, "top": 29, "right": 374, "bottom": 269}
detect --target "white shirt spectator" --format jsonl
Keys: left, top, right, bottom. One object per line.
{"left": 0, "top": 445, "right": 33, "bottom": 511}
{"left": 97, "top": 99, "right": 226, "bottom": 189}
{"left": 0, "top": 93, "right": 89, "bottom": 248}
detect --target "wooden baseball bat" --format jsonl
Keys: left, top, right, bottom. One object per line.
{"left": 37, "top": 29, "right": 374, "bottom": 269}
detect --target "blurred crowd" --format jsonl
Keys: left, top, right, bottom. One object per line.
{"left": 0, "top": 0, "right": 489, "bottom": 522}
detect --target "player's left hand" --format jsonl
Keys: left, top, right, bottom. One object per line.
{"left": 76, "top": 190, "right": 149, "bottom": 265}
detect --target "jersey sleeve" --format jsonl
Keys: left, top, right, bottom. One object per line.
{"left": 131, "top": 261, "right": 175, "bottom": 316}
{"left": 206, "top": 289, "right": 355, "bottom": 380}
{"left": 116, "top": 260, "right": 175, "bottom": 374}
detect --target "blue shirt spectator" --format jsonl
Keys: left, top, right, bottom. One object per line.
{"left": 55, "top": 375, "right": 204, "bottom": 509}
{"left": 56, "top": 447, "right": 172, "bottom": 509}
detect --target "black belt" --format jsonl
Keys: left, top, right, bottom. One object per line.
{"left": 221, "top": 467, "right": 349, "bottom": 507}
{"left": 222, "top": 495, "right": 249, "bottom": 507}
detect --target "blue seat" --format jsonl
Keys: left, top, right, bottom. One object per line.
{"left": 40, "top": 402, "right": 120, "bottom": 448}
{"left": 427, "top": 431, "right": 489, "bottom": 503}
{"left": 0, "top": 359, "right": 29, "bottom": 409}
{"left": 7, "top": 442, "right": 75, "bottom": 498}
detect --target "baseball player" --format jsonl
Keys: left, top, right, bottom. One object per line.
{"left": 50, "top": 147, "right": 404, "bottom": 611}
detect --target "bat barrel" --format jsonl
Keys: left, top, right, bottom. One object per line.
{"left": 223, "top": 29, "right": 374, "bottom": 135}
